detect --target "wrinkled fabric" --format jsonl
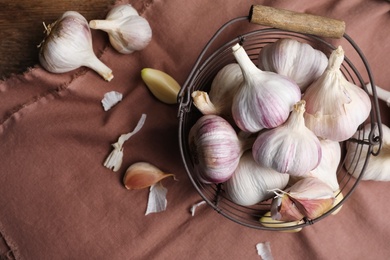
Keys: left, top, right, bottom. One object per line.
{"left": 1, "top": 0, "right": 390, "bottom": 259}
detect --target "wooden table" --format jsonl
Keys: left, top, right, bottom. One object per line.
{"left": 0, "top": 0, "right": 115, "bottom": 79}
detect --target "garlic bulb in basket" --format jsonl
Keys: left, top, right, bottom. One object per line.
{"left": 345, "top": 123, "right": 390, "bottom": 181}
{"left": 231, "top": 43, "right": 301, "bottom": 133}
{"left": 192, "top": 63, "right": 242, "bottom": 117}
{"left": 89, "top": 4, "right": 152, "bottom": 54}
{"left": 188, "top": 115, "right": 252, "bottom": 183}
{"left": 258, "top": 38, "right": 328, "bottom": 91}
{"left": 224, "top": 151, "right": 289, "bottom": 206}
{"left": 39, "top": 11, "right": 113, "bottom": 81}
{"left": 303, "top": 46, "right": 371, "bottom": 142}
{"left": 252, "top": 100, "right": 322, "bottom": 177}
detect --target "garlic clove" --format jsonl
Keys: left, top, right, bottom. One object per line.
{"left": 303, "top": 46, "right": 371, "bottom": 142}
{"left": 191, "top": 90, "right": 219, "bottom": 115}
{"left": 345, "top": 123, "right": 390, "bottom": 181}
{"left": 101, "top": 91, "right": 123, "bottom": 111}
{"left": 252, "top": 100, "right": 322, "bottom": 177}
{"left": 141, "top": 68, "right": 181, "bottom": 104}
{"left": 258, "top": 38, "right": 328, "bottom": 91}
{"left": 89, "top": 4, "right": 152, "bottom": 54}
{"left": 231, "top": 43, "right": 301, "bottom": 133}
{"left": 123, "top": 162, "right": 175, "bottom": 190}
{"left": 270, "top": 192, "right": 305, "bottom": 221}
{"left": 331, "top": 190, "right": 344, "bottom": 215}
{"left": 366, "top": 83, "right": 390, "bottom": 107}
{"left": 259, "top": 211, "right": 303, "bottom": 232}
{"left": 224, "top": 151, "right": 289, "bottom": 206}
{"left": 39, "top": 11, "right": 113, "bottom": 81}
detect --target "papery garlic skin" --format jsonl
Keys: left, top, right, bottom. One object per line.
{"left": 188, "top": 115, "right": 243, "bottom": 183}
{"left": 89, "top": 4, "right": 152, "bottom": 54}
{"left": 303, "top": 46, "right": 371, "bottom": 142}
{"left": 231, "top": 43, "right": 301, "bottom": 133}
{"left": 258, "top": 38, "right": 328, "bottom": 91}
{"left": 309, "top": 139, "right": 341, "bottom": 191}
{"left": 224, "top": 151, "right": 289, "bottom": 206}
{"left": 252, "top": 100, "right": 322, "bottom": 177}
{"left": 345, "top": 123, "right": 390, "bottom": 181}
{"left": 39, "top": 11, "right": 113, "bottom": 81}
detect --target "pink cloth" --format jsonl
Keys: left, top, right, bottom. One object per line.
{"left": 1, "top": 0, "right": 390, "bottom": 259}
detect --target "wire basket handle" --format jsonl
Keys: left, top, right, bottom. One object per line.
{"left": 249, "top": 5, "right": 345, "bottom": 38}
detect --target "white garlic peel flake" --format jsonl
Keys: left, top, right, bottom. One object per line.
{"left": 345, "top": 123, "right": 390, "bottom": 181}
{"left": 190, "top": 200, "right": 206, "bottom": 216}
{"left": 145, "top": 182, "right": 168, "bottom": 215}
{"left": 256, "top": 242, "right": 274, "bottom": 260}
{"left": 104, "top": 113, "right": 147, "bottom": 171}
{"left": 102, "top": 91, "right": 123, "bottom": 111}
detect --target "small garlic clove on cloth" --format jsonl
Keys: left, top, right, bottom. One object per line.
{"left": 258, "top": 38, "right": 328, "bottom": 92}
{"left": 123, "top": 162, "right": 175, "bottom": 190}
{"left": 39, "top": 11, "right": 113, "bottom": 81}
{"left": 303, "top": 46, "right": 371, "bottom": 142}
{"left": 252, "top": 100, "right": 322, "bottom": 177}
{"left": 231, "top": 43, "right": 301, "bottom": 133}
{"left": 89, "top": 4, "right": 152, "bottom": 54}
{"left": 345, "top": 123, "right": 390, "bottom": 181}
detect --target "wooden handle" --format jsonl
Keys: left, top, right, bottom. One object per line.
{"left": 249, "top": 5, "right": 345, "bottom": 38}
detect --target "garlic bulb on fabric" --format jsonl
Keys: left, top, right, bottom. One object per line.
{"left": 309, "top": 139, "right": 341, "bottom": 191}
{"left": 345, "top": 123, "right": 390, "bottom": 181}
{"left": 303, "top": 46, "right": 371, "bottom": 142}
{"left": 252, "top": 100, "right": 322, "bottom": 177}
{"left": 271, "top": 177, "right": 335, "bottom": 221}
{"left": 224, "top": 151, "right": 289, "bottom": 206}
{"left": 39, "top": 11, "right": 113, "bottom": 81}
{"left": 188, "top": 115, "right": 250, "bottom": 183}
{"left": 89, "top": 4, "right": 152, "bottom": 54}
{"left": 258, "top": 38, "right": 328, "bottom": 91}
{"left": 231, "top": 43, "right": 301, "bottom": 133}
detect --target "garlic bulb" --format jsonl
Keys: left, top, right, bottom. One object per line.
{"left": 39, "top": 11, "right": 113, "bottom": 81}
{"left": 309, "top": 139, "right": 341, "bottom": 191}
{"left": 345, "top": 123, "right": 390, "bottom": 181}
{"left": 252, "top": 100, "right": 322, "bottom": 177}
{"left": 303, "top": 46, "right": 371, "bottom": 142}
{"left": 192, "top": 63, "right": 242, "bottom": 116}
{"left": 271, "top": 177, "right": 335, "bottom": 221}
{"left": 188, "top": 115, "right": 249, "bottom": 183}
{"left": 224, "top": 151, "right": 289, "bottom": 206}
{"left": 231, "top": 43, "right": 301, "bottom": 133}
{"left": 258, "top": 38, "right": 328, "bottom": 91}
{"left": 89, "top": 4, "right": 152, "bottom": 54}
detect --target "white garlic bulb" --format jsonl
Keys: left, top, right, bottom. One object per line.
{"left": 303, "top": 46, "right": 371, "bottom": 142}
{"left": 231, "top": 43, "right": 301, "bottom": 133}
{"left": 309, "top": 139, "right": 341, "bottom": 191}
{"left": 345, "top": 123, "right": 390, "bottom": 181}
{"left": 224, "top": 151, "right": 289, "bottom": 206}
{"left": 188, "top": 115, "right": 246, "bottom": 183}
{"left": 89, "top": 4, "right": 152, "bottom": 54}
{"left": 191, "top": 63, "right": 242, "bottom": 117}
{"left": 39, "top": 11, "right": 113, "bottom": 81}
{"left": 258, "top": 38, "right": 328, "bottom": 91}
{"left": 252, "top": 100, "right": 322, "bottom": 177}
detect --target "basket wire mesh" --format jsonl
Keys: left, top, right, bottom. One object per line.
{"left": 178, "top": 15, "right": 382, "bottom": 230}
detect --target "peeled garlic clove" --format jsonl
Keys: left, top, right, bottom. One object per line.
{"left": 141, "top": 68, "right": 181, "bottom": 104}
{"left": 331, "top": 190, "right": 344, "bottom": 215}
{"left": 123, "top": 162, "right": 175, "bottom": 190}
{"left": 188, "top": 115, "right": 244, "bottom": 183}
{"left": 345, "top": 123, "right": 390, "bottom": 181}
{"left": 303, "top": 46, "right": 371, "bottom": 142}
{"left": 252, "top": 100, "right": 322, "bottom": 177}
{"left": 309, "top": 139, "right": 341, "bottom": 191}
{"left": 101, "top": 91, "right": 123, "bottom": 111}
{"left": 231, "top": 43, "right": 301, "bottom": 133}
{"left": 259, "top": 211, "right": 303, "bottom": 232}
{"left": 39, "top": 11, "right": 113, "bottom": 81}
{"left": 287, "top": 177, "right": 335, "bottom": 219}
{"left": 258, "top": 38, "right": 328, "bottom": 91}
{"left": 270, "top": 193, "right": 305, "bottom": 221}
{"left": 224, "top": 151, "right": 289, "bottom": 206}
{"left": 89, "top": 4, "right": 152, "bottom": 54}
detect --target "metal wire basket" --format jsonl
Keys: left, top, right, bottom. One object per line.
{"left": 177, "top": 5, "right": 382, "bottom": 231}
